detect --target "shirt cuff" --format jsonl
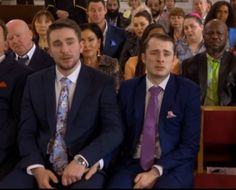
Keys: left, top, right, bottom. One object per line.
{"left": 98, "top": 159, "right": 104, "bottom": 170}
{"left": 153, "top": 165, "right": 163, "bottom": 176}
{"left": 26, "top": 164, "right": 45, "bottom": 175}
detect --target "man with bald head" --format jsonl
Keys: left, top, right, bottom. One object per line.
{"left": 182, "top": 19, "right": 236, "bottom": 106}
{"left": 6, "top": 19, "right": 53, "bottom": 71}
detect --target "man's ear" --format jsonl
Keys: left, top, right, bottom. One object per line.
{"left": 79, "top": 41, "right": 84, "bottom": 54}
{"left": 141, "top": 53, "right": 146, "bottom": 65}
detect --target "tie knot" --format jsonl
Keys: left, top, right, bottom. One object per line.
{"left": 18, "top": 55, "right": 29, "bottom": 64}
{"left": 149, "top": 86, "right": 161, "bottom": 96}
{"left": 60, "top": 78, "right": 72, "bottom": 87}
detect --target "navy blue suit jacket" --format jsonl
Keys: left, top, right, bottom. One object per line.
{"left": 0, "top": 55, "right": 32, "bottom": 164}
{"left": 18, "top": 63, "right": 123, "bottom": 170}
{"left": 118, "top": 74, "right": 201, "bottom": 186}
{"left": 103, "top": 24, "right": 127, "bottom": 59}
{"left": 8, "top": 45, "right": 54, "bottom": 72}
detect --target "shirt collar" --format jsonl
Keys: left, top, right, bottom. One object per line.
{"left": 0, "top": 54, "right": 6, "bottom": 63}
{"left": 206, "top": 53, "right": 221, "bottom": 62}
{"left": 16, "top": 43, "right": 36, "bottom": 60}
{"left": 146, "top": 74, "right": 170, "bottom": 92}
{"left": 56, "top": 60, "right": 81, "bottom": 84}
{"left": 103, "top": 20, "right": 108, "bottom": 46}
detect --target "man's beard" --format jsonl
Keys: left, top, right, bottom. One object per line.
{"left": 152, "top": 10, "right": 160, "bottom": 18}
{"left": 205, "top": 43, "right": 226, "bottom": 55}
{"left": 107, "top": 9, "right": 119, "bottom": 19}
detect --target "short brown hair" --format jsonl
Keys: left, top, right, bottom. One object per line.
{"left": 142, "top": 33, "right": 175, "bottom": 53}
{"left": 47, "top": 18, "right": 81, "bottom": 43}
{"left": 169, "top": 7, "right": 185, "bottom": 18}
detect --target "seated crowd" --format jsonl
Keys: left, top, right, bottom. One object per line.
{"left": 0, "top": 0, "right": 235, "bottom": 188}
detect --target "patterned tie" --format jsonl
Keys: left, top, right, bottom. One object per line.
{"left": 140, "top": 86, "right": 162, "bottom": 171}
{"left": 50, "top": 77, "right": 71, "bottom": 175}
{"left": 205, "top": 59, "right": 219, "bottom": 105}
{"left": 17, "top": 56, "right": 29, "bottom": 65}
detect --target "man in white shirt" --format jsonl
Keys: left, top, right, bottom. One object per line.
{"left": 107, "top": 34, "right": 201, "bottom": 188}
{"left": 6, "top": 19, "right": 53, "bottom": 71}
{"left": 0, "top": 18, "right": 123, "bottom": 189}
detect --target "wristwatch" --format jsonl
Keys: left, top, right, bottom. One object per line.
{"left": 74, "top": 155, "right": 88, "bottom": 168}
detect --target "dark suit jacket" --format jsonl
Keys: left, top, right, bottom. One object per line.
{"left": 182, "top": 51, "right": 236, "bottom": 106}
{"left": 18, "top": 63, "right": 123, "bottom": 170}
{"left": 8, "top": 45, "right": 54, "bottom": 72}
{"left": 0, "top": 55, "right": 32, "bottom": 166}
{"left": 118, "top": 74, "right": 201, "bottom": 186}
{"left": 103, "top": 24, "right": 127, "bottom": 60}
{"left": 45, "top": 0, "right": 88, "bottom": 24}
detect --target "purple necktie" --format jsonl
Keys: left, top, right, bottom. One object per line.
{"left": 140, "top": 86, "right": 162, "bottom": 171}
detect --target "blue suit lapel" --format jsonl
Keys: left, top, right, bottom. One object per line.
{"left": 104, "top": 25, "right": 111, "bottom": 55}
{"left": 45, "top": 67, "right": 57, "bottom": 134}
{"left": 160, "top": 75, "right": 177, "bottom": 119}
{"left": 159, "top": 75, "right": 177, "bottom": 155}
{"left": 0, "top": 57, "right": 15, "bottom": 77}
{"left": 133, "top": 76, "right": 146, "bottom": 149}
{"left": 66, "top": 64, "right": 92, "bottom": 137}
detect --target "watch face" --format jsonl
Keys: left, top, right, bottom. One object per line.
{"left": 74, "top": 156, "right": 87, "bottom": 167}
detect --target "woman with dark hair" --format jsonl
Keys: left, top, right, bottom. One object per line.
{"left": 32, "top": 9, "right": 55, "bottom": 51}
{"left": 205, "top": 1, "right": 236, "bottom": 28}
{"left": 124, "top": 23, "right": 167, "bottom": 80}
{"left": 119, "top": 8, "right": 152, "bottom": 72}
{"left": 80, "top": 23, "right": 121, "bottom": 92}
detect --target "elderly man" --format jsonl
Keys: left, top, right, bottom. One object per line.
{"left": 6, "top": 19, "right": 53, "bottom": 71}
{"left": 182, "top": 19, "right": 236, "bottom": 106}
{"left": 0, "top": 19, "right": 32, "bottom": 180}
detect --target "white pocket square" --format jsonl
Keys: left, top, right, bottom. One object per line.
{"left": 166, "top": 111, "right": 177, "bottom": 119}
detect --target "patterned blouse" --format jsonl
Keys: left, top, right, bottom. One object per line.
{"left": 97, "top": 55, "right": 122, "bottom": 92}
{"left": 176, "top": 40, "right": 206, "bottom": 62}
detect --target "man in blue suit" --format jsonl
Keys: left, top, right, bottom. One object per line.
{"left": 0, "top": 19, "right": 32, "bottom": 180}
{"left": 0, "top": 18, "right": 123, "bottom": 188}
{"left": 6, "top": 19, "right": 53, "bottom": 72}
{"left": 107, "top": 34, "right": 201, "bottom": 188}
{"left": 87, "top": 0, "right": 127, "bottom": 59}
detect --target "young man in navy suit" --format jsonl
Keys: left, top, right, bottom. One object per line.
{"left": 0, "top": 18, "right": 123, "bottom": 188}
{"left": 6, "top": 19, "right": 53, "bottom": 72}
{"left": 107, "top": 34, "right": 201, "bottom": 188}
{"left": 0, "top": 19, "right": 32, "bottom": 180}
